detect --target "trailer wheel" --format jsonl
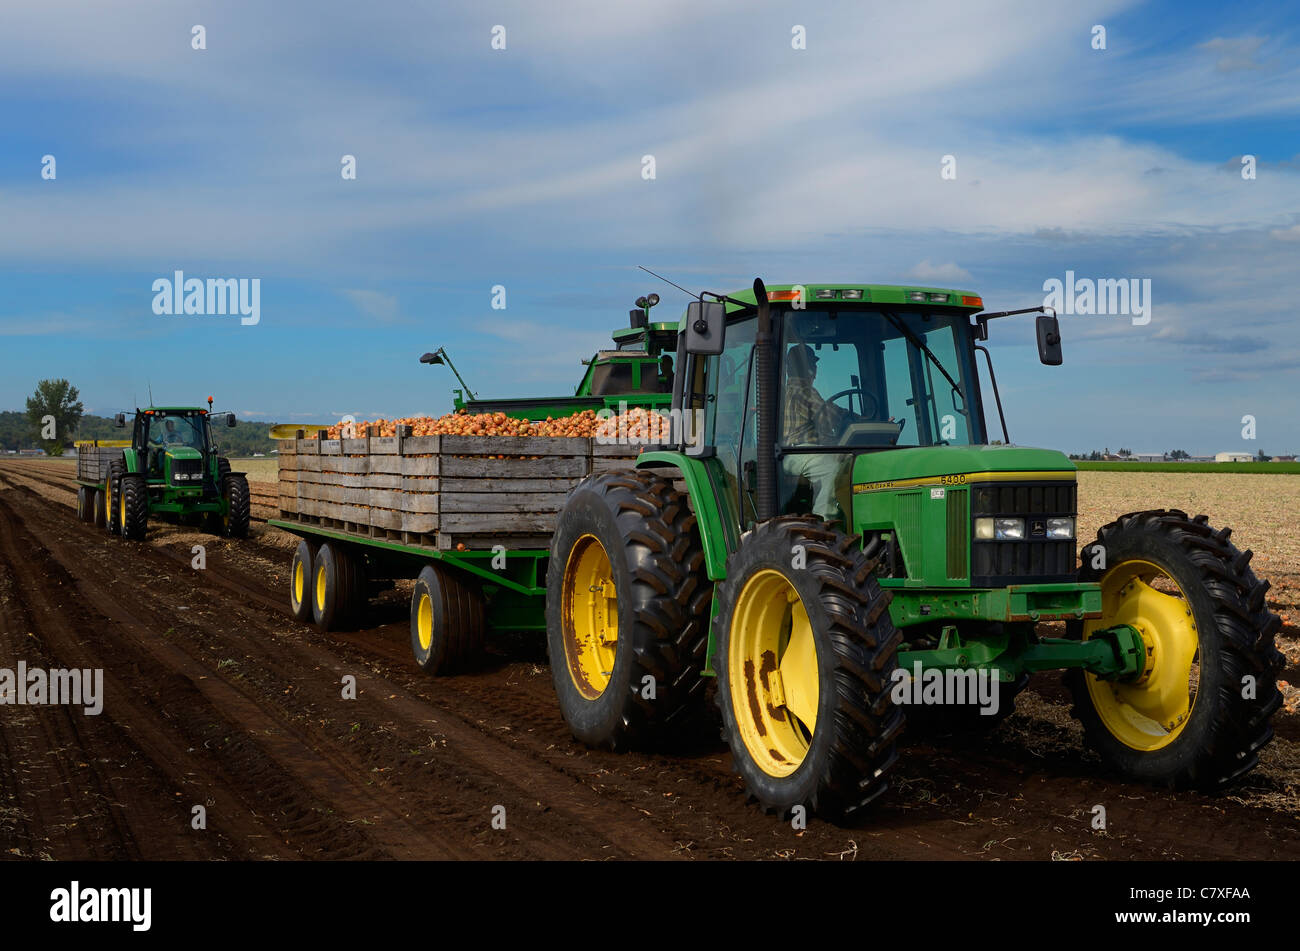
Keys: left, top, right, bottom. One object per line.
{"left": 289, "top": 539, "right": 316, "bottom": 623}
{"left": 714, "top": 517, "right": 903, "bottom": 819}
{"left": 311, "top": 542, "right": 365, "bottom": 632}
{"left": 221, "top": 474, "right": 251, "bottom": 539}
{"left": 76, "top": 486, "right": 89, "bottom": 522}
{"left": 105, "top": 462, "right": 124, "bottom": 536}
{"left": 1066, "top": 510, "right": 1284, "bottom": 790}
{"left": 547, "top": 469, "right": 712, "bottom": 751}
{"left": 119, "top": 474, "right": 149, "bottom": 540}
{"left": 410, "top": 564, "right": 486, "bottom": 674}
{"left": 92, "top": 489, "right": 106, "bottom": 529}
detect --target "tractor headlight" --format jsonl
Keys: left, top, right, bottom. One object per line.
{"left": 974, "top": 517, "right": 995, "bottom": 540}
{"left": 1046, "top": 517, "right": 1074, "bottom": 539}
{"left": 994, "top": 517, "right": 1025, "bottom": 540}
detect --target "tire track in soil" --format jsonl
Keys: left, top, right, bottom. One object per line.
{"left": 0, "top": 474, "right": 687, "bottom": 859}
{"left": 1, "top": 460, "right": 1297, "bottom": 859}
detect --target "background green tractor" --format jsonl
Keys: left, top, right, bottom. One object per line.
{"left": 76, "top": 400, "right": 250, "bottom": 541}
{"left": 546, "top": 279, "right": 1284, "bottom": 819}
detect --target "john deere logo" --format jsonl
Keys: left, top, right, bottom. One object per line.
{"left": 1030, "top": 519, "right": 1046, "bottom": 537}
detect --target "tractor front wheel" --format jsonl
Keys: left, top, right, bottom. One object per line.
{"left": 1066, "top": 509, "right": 1284, "bottom": 790}
{"left": 120, "top": 474, "right": 149, "bottom": 540}
{"left": 713, "top": 517, "right": 903, "bottom": 819}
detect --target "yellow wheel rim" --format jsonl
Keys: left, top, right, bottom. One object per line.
{"left": 105, "top": 482, "right": 113, "bottom": 527}
{"left": 1082, "top": 559, "right": 1199, "bottom": 751}
{"left": 560, "top": 534, "right": 619, "bottom": 699}
{"left": 728, "top": 569, "right": 820, "bottom": 778}
{"left": 315, "top": 564, "right": 327, "bottom": 612}
{"left": 417, "top": 592, "right": 433, "bottom": 652}
{"left": 293, "top": 561, "right": 304, "bottom": 606}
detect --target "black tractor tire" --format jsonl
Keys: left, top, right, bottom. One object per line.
{"left": 410, "top": 563, "right": 487, "bottom": 674}
{"left": 546, "top": 469, "right": 712, "bottom": 751}
{"left": 119, "top": 474, "right": 149, "bottom": 540}
{"left": 92, "top": 489, "right": 106, "bottom": 529}
{"left": 289, "top": 539, "right": 317, "bottom": 623}
{"left": 713, "top": 517, "right": 903, "bottom": 819}
{"left": 76, "top": 486, "right": 89, "bottom": 522}
{"left": 222, "top": 473, "right": 251, "bottom": 539}
{"left": 1066, "top": 510, "right": 1284, "bottom": 791}
{"left": 310, "top": 542, "right": 366, "bottom": 632}
{"left": 105, "top": 461, "right": 125, "bottom": 536}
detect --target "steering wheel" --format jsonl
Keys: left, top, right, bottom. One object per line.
{"left": 824, "top": 387, "right": 880, "bottom": 420}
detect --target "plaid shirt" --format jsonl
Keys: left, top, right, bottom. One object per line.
{"left": 782, "top": 378, "right": 844, "bottom": 444}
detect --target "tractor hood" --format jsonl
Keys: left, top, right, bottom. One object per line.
{"left": 852, "top": 444, "right": 1074, "bottom": 489}
{"left": 165, "top": 447, "right": 203, "bottom": 461}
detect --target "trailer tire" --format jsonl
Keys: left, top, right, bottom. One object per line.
{"left": 410, "top": 564, "right": 486, "bottom": 674}
{"left": 76, "top": 486, "right": 89, "bottom": 522}
{"left": 120, "top": 474, "right": 149, "bottom": 540}
{"left": 92, "top": 489, "right": 106, "bottom": 529}
{"left": 222, "top": 474, "right": 251, "bottom": 539}
{"left": 289, "top": 539, "right": 317, "bottom": 623}
{"left": 311, "top": 542, "right": 365, "bottom": 632}
{"left": 547, "top": 469, "right": 712, "bottom": 751}
{"left": 1066, "top": 509, "right": 1284, "bottom": 791}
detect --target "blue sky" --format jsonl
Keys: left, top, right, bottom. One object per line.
{"left": 1, "top": 0, "right": 1297, "bottom": 455}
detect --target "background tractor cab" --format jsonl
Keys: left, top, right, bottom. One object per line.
{"left": 425, "top": 294, "right": 680, "bottom": 421}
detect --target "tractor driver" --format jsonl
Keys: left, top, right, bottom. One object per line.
{"left": 148, "top": 417, "right": 185, "bottom": 473}
{"left": 781, "top": 344, "right": 853, "bottom": 523}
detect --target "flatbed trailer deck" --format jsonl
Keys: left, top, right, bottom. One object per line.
{"left": 271, "top": 428, "right": 642, "bottom": 666}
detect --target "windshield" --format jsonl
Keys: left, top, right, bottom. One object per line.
{"left": 145, "top": 414, "right": 208, "bottom": 451}
{"left": 779, "top": 308, "right": 982, "bottom": 449}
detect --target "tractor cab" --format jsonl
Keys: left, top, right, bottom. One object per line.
{"left": 115, "top": 404, "right": 237, "bottom": 494}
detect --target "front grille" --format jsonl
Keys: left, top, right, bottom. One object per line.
{"left": 170, "top": 458, "right": 204, "bottom": 485}
{"left": 970, "top": 479, "right": 1076, "bottom": 585}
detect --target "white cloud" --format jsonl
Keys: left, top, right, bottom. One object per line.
{"left": 905, "top": 260, "right": 974, "bottom": 284}
{"left": 341, "top": 289, "right": 401, "bottom": 323}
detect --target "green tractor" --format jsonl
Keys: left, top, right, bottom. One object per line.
{"left": 547, "top": 280, "right": 1284, "bottom": 818}
{"left": 421, "top": 294, "right": 678, "bottom": 420}
{"left": 75, "top": 401, "right": 251, "bottom": 541}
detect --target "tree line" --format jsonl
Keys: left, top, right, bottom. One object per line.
{"left": 3, "top": 379, "right": 277, "bottom": 456}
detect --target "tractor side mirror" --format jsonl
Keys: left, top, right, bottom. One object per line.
{"left": 114, "top": 413, "right": 126, "bottom": 428}
{"left": 227, "top": 413, "right": 237, "bottom": 428}
{"left": 684, "top": 301, "right": 726, "bottom": 355}
{"left": 1036, "top": 314, "right": 1063, "bottom": 366}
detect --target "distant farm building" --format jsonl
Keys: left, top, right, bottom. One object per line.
{"left": 1215, "top": 452, "right": 1254, "bottom": 463}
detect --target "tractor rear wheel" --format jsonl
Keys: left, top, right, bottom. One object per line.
{"left": 289, "top": 539, "right": 316, "bottom": 622}
{"left": 410, "top": 563, "right": 486, "bottom": 674}
{"left": 713, "top": 517, "right": 903, "bottom": 819}
{"left": 222, "top": 473, "right": 251, "bottom": 538}
{"left": 311, "top": 542, "right": 365, "bottom": 632}
{"left": 119, "top": 474, "right": 149, "bottom": 540}
{"left": 1066, "top": 510, "right": 1284, "bottom": 790}
{"left": 546, "top": 469, "right": 711, "bottom": 750}
{"left": 105, "top": 462, "right": 124, "bottom": 536}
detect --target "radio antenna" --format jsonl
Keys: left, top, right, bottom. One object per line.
{"left": 637, "top": 265, "right": 697, "bottom": 299}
